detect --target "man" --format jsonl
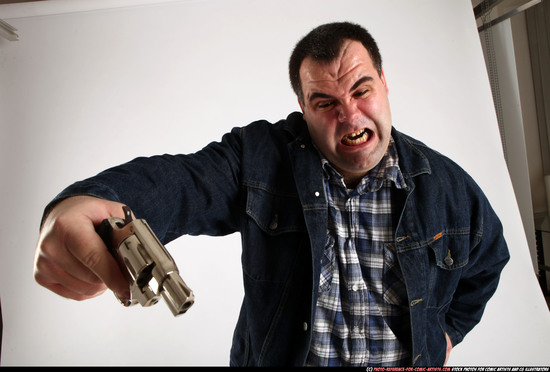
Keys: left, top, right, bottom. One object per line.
{"left": 33, "top": 22, "right": 509, "bottom": 366}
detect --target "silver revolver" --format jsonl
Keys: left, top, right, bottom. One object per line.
{"left": 97, "top": 206, "right": 194, "bottom": 316}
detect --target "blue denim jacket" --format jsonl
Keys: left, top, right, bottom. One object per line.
{"left": 49, "top": 112, "right": 509, "bottom": 366}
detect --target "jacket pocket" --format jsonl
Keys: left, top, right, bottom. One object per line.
{"left": 426, "top": 231, "right": 471, "bottom": 308}
{"left": 246, "top": 186, "right": 305, "bottom": 235}
{"left": 428, "top": 231, "right": 470, "bottom": 271}
{"left": 243, "top": 186, "right": 306, "bottom": 282}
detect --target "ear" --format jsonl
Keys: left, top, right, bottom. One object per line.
{"left": 298, "top": 97, "right": 305, "bottom": 113}
{"left": 380, "top": 68, "right": 389, "bottom": 94}
{"left": 298, "top": 98, "right": 308, "bottom": 121}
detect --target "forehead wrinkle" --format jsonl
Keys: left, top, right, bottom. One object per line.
{"left": 304, "top": 62, "right": 367, "bottom": 101}
{"left": 302, "top": 40, "right": 357, "bottom": 83}
{"left": 313, "top": 55, "right": 361, "bottom": 84}
{"left": 300, "top": 40, "right": 374, "bottom": 103}
{"left": 336, "top": 40, "right": 354, "bottom": 79}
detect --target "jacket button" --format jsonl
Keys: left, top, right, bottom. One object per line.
{"left": 314, "top": 191, "right": 320, "bottom": 197}
{"left": 269, "top": 214, "right": 278, "bottom": 230}
{"left": 303, "top": 322, "right": 308, "bottom": 331}
{"left": 444, "top": 250, "right": 454, "bottom": 266}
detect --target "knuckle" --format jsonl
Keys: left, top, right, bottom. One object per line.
{"left": 38, "top": 238, "right": 56, "bottom": 258}
{"left": 51, "top": 212, "right": 71, "bottom": 232}
{"left": 33, "top": 271, "right": 47, "bottom": 286}
{"left": 33, "top": 261, "right": 46, "bottom": 280}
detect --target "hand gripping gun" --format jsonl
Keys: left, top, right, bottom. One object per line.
{"left": 96, "top": 206, "right": 194, "bottom": 316}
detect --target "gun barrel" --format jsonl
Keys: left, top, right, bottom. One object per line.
{"left": 160, "top": 272, "right": 195, "bottom": 316}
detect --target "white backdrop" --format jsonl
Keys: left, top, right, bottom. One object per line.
{"left": 1, "top": 0, "right": 549, "bottom": 366}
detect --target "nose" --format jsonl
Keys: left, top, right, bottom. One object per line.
{"left": 337, "top": 102, "right": 361, "bottom": 124}
{"left": 338, "top": 109, "right": 346, "bottom": 122}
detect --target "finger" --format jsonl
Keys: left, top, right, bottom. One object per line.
{"left": 37, "top": 229, "right": 105, "bottom": 287}
{"left": 35, "top": 195, "right": 132, "bottom": 301}
{"left": 64, "top": 220, "right": 130, "bottom": 300}
{"left": 34, "top": 251, "right": 108, "bottom": 300}
{"left": 47, "top": 283, "right": 108, "bottom": 301}
{"left": 444, "top": 333, "right": 453, "bottom": 365}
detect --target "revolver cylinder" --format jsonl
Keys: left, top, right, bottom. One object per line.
{"left": 97, "top": 206, "right": 194, "bottom": 316}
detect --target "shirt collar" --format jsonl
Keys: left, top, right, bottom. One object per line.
{"left": 321, "top": 137, "right": 408, "bottom": 193}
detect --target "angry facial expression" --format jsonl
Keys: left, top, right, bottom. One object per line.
{"left": 299, "top": 40, "right": 393, "bottom": 186}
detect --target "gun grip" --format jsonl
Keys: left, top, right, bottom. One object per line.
{"left": 96, "top": 216, "right": 134, "bottom": 307}
{"left": 96, "top": 219, "right": 115, "bottom": 255}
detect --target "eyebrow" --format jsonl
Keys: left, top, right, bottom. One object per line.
{"left": 350, "top": 76, "right": 374, "bottom": 92}
{"left": 308, "top": 75, "right": 374, "bottom": 104}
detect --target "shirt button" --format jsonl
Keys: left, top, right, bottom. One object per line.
{"left": 352, "top": 284, "right": 359, "bottom": 291}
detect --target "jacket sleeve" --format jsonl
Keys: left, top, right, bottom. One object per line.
{"left": 445, "top": 195, "right": 510, "bottom": 347}
{"left": 43, "top": 127, "right": 244, "bottom": 244}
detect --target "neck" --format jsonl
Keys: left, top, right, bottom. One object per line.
{"left": 342, "top": 172, "right": 366, "bottom": 190}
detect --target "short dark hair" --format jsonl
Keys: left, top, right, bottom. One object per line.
{"left": 288, "top": 22, "right": 382, "bottom": 105}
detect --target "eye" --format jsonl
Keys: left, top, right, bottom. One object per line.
{"left": 354, "top": 89, "right": 370, "bottom": 98}
{"left": 316, "top": 101, "right": 335, "bottom": 110}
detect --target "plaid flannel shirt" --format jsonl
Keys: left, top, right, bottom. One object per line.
{"left": 306, "top": 138, "right": 412, "bottom": 366}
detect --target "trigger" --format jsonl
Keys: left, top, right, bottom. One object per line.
{"left": 122, "top": 205, "right": 133, "bottom": 225}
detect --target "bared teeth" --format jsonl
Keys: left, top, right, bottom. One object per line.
{"left": 342, "top": 129, "right": 368, "bottom": 145}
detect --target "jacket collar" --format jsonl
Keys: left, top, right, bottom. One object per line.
{"left": 390, "top": 127, "right": 432, "bottom": 180}
{"left": 284, "top": 111, "right": 310, "bottom": 141}
{"left": 283, "top": 111, "right": 431, "bottom": 181}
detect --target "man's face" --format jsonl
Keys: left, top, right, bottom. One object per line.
{"left": 299, "top": 40, "right": 392, "bottom": 185}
